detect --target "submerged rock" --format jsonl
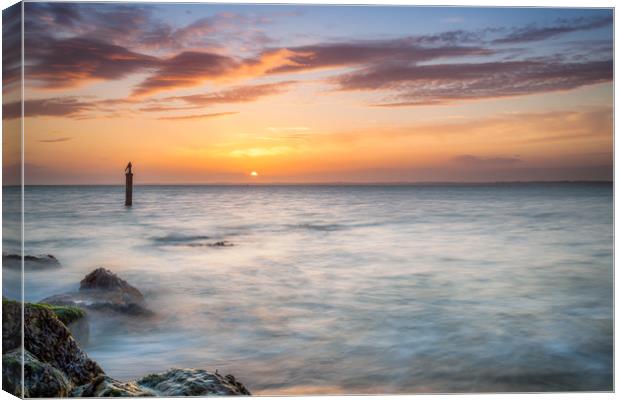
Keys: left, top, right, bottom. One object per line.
{"left": 3, "top": 253, "right": 61, "bottom": 270}
{"left": 42, "top": 268, "right": 152, "bottom": 315}
{"left": 187, "top": 240, "right": 234, "bottom": 248}
{"left": 137, "top": 368, "right": 251, "bottom": 396}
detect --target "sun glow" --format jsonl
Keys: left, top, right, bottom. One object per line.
{"left": 250, "top": 171, "right": 258, "bottom": 177}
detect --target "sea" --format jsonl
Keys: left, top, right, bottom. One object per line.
{"left": 2, "top": 183, "right": 614, "bottom": 393}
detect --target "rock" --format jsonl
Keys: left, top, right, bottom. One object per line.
{"left": 25, "top": 302, "right": 90, "bottom": 346}
{"left": 2, "top": 349, "right": 23, "bottom": 397}
{"left": 2, "top": 297, "right": 250, "bottom": 397}
{"left": 209, "top": 241, "right": 234, "bottom": 247}
{"left": 3, "top": 253, "right": 61, "bottom": 270}
{"left": 2, "top": 298, "right": 22, "bottom": 351}
{"left": 42, "top": 268, "right": 152, "bottom": 316}
{"left": 3, "top": 349, "right": 73, "bottom": 398}
{"left": 71, "top": 375, "right": 155, "bottom": 397}
{"left": 187, "top": 240, "right": 234, "bottom": 248}
{"left": 137, "top": 368, "right": 251, "bottom": 396}
{"left": 2, "top": 300, "right": 103, "bottom": 397}
{"left": 23, "top": 301, "right": 103, "bottom": 386}
{"left": 80, "top": 268, "right": 144, "bottom": 298}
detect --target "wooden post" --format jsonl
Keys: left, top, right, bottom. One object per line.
{"left": 125, "top": 172, "right": 133, "bottom": 206}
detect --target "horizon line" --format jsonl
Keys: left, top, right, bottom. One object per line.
{"left": 3, "top": 180, "right": 613, "bottom": 187}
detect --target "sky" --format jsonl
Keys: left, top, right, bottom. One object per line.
{"left": 2, "top": 2, "right": 614, "bottom": 184}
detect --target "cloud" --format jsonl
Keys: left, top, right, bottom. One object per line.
{"left": 132, "top": 49, "right": 298, "bottom": 97}
{"left": 19, "top": 3, "right": 613, "bottom": 107}
{"left": 25, "top": 37, "right": 158, "bottom": 89}
{"left": 453, "top": 154, "right": 522, "bottom": 165}
{"left": 265, "top": 40, "right": 493, "bottom": 74}
{"left": 131, "top": 51, "right": 238, "bottom": 97}
{"left": 3, "top": 3, "right": 22, "bottom": 90}
{"left": 166, "top": 81, "right": 297, "bottom": 106}
{"left": 138, "top": 105, "right": 201, "bottom": 113}
{"left": 38, "top": 137, "right": 73, "bottom": 143}
{"left": 337, "top": 59, "right": 612, "bottom": 106}
{"left": 494, "top": 15, "right": 612, "bottom": 44}
{"left": 157, "top": 111, "right": 238, "bottom": 121}
{"left": 3, "top": 97, "right": 98, "bottom": 119}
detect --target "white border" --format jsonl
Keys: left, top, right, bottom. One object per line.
{"left": 0, "top": 1, "right": 616, "bottom": 400}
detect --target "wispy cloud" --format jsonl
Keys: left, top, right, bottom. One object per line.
{"left": 157, "top": 111, "right": 238, "bottom": 121}
{"left": 38, "top": 137, "right": 73, "bottom": 143}
{"left": 19, "top": 3, "right": 613, "bottom": 110}
{"left": 494, "top": 15, "right": 612, "bottom": 44}
{"left": 165, "top": 81, "right": 297, "bottom": 106}
{"left": 341, "top": 59, "right": 612, "bottom": 106}
{"left": 3, "top": 97, "right": 96, "bottom": 119}
{"left": 453, "top": 154, "right": 522, "bottom": 165}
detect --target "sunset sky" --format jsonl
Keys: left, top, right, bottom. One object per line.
{"left": 2, "top": 3, "right": 613, "bottom": 184}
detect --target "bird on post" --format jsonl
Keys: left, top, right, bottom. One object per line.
{"left": 125, "top": 162, "right": 132, "bottom": 174}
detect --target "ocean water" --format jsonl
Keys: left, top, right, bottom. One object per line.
{"left": 2, "top": 183, "right": 613, "bottom": 393}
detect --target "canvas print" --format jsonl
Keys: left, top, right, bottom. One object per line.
{"left": 1, "top": 1, "right": 614, "bottom": 397}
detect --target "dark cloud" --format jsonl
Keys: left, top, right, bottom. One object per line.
{"left": 3, "top": 97, "right": 98, "bottom": 119}
{"left": 338, "top": 59, "right": 612, "bottom": 106}
{"left": 18, "top": 2, "right": 613, "bottom": 107}
{"left": 25, "top": 3, "right": 275, "bottom": 52}
{"left": 3, "top": 3, "right": 22, "bottom": 89}
{"left": 158, "top": 111, "right": 238, "bottom": 121}
{"left": 453, "top": 155, "right": 523, "bottom": 165}
{"left": 38, "top": 137, "right": 73, "bottom": 143}
{"left": 131, "top": 51, "right": 238, "bottom": 96}
{"left": 25, "top": 3, "right": 155, "bottom": 45}
{"left": 494, "top": 15, "right": 612, "bottom": 44}
{"left": 25, "top": 36, "right": 158, "bottom": 89}
{"left": 265, "top": 40, "right": 493, "bottom": 74}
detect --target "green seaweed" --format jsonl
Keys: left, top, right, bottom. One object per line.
{"left": 2, "top": 298, "right": 85, "bottom": 326}
{"left": 27, "top": 302, "right": 86, "bottom": 326}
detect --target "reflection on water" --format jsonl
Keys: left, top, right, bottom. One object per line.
{"left": 5, "top": 183, "right": 613, "bottom": 393}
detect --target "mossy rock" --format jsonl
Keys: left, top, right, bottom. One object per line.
{"left": 29, "top": 302, "right": 86, "bottom": 326}
{"left": 3, "top": 349, "right": 73, "bottom": 397}
{"left": 2, "top": 298, "right": 86, "bottom": 327}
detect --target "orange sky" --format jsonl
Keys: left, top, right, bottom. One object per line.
{"left": 2, "top": 4, "right": 613, "bottom": 184}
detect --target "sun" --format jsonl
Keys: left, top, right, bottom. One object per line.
{"left": 250, "top": 171, "right": 258, "bottom": 177}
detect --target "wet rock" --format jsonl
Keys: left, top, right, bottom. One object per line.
{"left": 3, "top": 253, "right": 61, "bottom": 270}
{"left": 2, "top": 298, "right": 22, "bottom": 351}
{"left": 187, "top": 240, "right": 234, "bottom": 248}
{"left": 137, "top": 368, "right": 251, "bottom": 396}
{"left": 2, "top": 300, "right": 103, "bottom": 397}
{"left": 2, "top": 292, "right": 250, "bottom": 397}
{"left": 71, "top": 375, "right": 155, "bottom": 397}
{"left": 23, "top": 301, "right": 103, "bottom": 386}
{"left": 18, "top": 301, "right": 89, "bottom": 346}
{"left": 209, "top": 241, "right": 234, "bottom": 247}
{"left": 42, "top": 268, "right": 152, "bottom": 316}
{"left": 3, "top": 349, "right": 73, "bottom": 398}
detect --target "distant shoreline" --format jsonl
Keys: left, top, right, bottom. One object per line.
{"left": 3, "top": 181, "right": 613, "bottom": 187}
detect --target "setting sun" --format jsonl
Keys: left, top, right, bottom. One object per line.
{"left": 250, "top": 171, "right": 258, "bottom": 177}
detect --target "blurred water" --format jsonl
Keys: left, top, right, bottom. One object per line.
{"left": 3, "top": 183, "right": 613, "bottom": 393}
